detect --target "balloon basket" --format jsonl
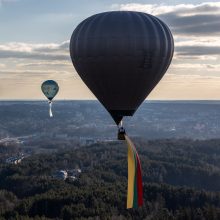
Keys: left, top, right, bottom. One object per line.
{"left": 118, "top": 127, "right": 126, "bottom": 140}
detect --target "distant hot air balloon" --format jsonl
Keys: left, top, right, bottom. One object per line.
{"left": 41, "top": 80, "right": 59, "bottom": 117}
{"left": 70, "top": 11, "right": 174, "bottom": 131}
{"left": 70, "top": 11, "right": 174, "bottom": 208}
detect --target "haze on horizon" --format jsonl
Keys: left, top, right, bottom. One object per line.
{"left": 0, "top": 0, "right": 220, "bottom": 100}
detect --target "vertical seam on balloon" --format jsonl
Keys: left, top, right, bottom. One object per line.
{"left": 144, "top": 14, "right": 163, "bottom": 94}
{"left": 71, "top": 17, "right": 92, "bottom": 58}
{"left": 155, "top": 17, "right": 174, "bottom": 74}
{"left": 150, "top": 16, "right": 169, "bottom": 87}
{"left": 134, "top": 12, "right": 151, "bottom": 105}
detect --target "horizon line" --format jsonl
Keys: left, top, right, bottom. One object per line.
{"left": 0, "top": 99, "right": 220, "bottom": 102}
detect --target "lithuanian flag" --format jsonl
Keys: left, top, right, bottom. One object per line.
{"left": 125, "top": 135, "right": 143, "bottom": 209}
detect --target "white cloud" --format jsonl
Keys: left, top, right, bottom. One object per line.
{"left": 17, "top": 61, "right": 72, "bottom": 68}
{"left": 0, "top": 41, "right": 69, "bottom": 53}
{"left": 175, "top": 37, "right": 220, "bottom": 47}
{"left": 0, "top": 41, "right": 70, "bottom": 60}
{"left": 115, "top": 2, "right": 220, "bottom": 36}
{"left": 115, "top": 2, "right": 220, "bottom": 16}
{"left": 171, "top": 63, "right": 220, "bottom": 70}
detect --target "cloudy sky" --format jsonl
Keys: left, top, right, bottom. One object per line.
{"left": 0, "top": 0, "right": 220, "bottom": 100}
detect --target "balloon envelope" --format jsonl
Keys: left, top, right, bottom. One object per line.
{"left": 41, "top": 80, "right": 59, "bottom": 101}
{"left": 70, "top": 11, "right": 174, "bottom": 124}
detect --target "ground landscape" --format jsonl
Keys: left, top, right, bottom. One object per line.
{"left": 0, "top": 101, "right": 220, "bottom": 219}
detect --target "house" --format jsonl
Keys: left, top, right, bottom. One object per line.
{"left": 6, "top": 156, "right": 24, "bottom": 165}
{"left": 53, "top": 170, "right": 68, "bottom": 180}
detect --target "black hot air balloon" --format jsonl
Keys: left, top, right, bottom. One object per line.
{"left": 70, "top": 11, "right": 174, "bottom": 131}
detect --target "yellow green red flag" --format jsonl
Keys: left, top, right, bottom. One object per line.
{"left": 125, "top": 135, "right": 143, "bottom": 209}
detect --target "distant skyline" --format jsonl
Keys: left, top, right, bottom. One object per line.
{"left": 1, "top": 0, "right": 220, "bottom": 100}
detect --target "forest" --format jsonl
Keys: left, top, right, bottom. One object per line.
{"left": 0, "top": 138, "right": 220, "bottom": 219}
